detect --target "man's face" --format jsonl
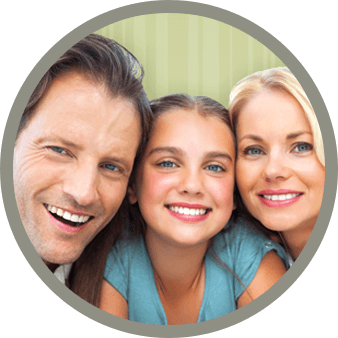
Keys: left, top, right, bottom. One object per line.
{"left": 13, "top": 72, "right": 141, "bottom": 266}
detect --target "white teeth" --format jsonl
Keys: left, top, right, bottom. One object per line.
{"left": 46, "top": 204, "right": 90, "bottom": 224}
{"left": 262, "top": 193, "right": 301, "bottom": 201}
{"left": 168, "top": 206, "right": 208, "bottom": 215}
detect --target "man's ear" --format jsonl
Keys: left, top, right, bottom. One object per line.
{"left": 127, "top": 184, "right": 138, "bottom": 205}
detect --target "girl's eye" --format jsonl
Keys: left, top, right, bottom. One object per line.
{"left": 243, "top": 147, "right": 264, "bottom": 155}
{"left": 293, "top": 142, "right": 313, "bottom": 153}
{"left": 205, "top": 164, "right": 224, "bottom": 172}
{"left": 158, "top": 161, "right": 177, "bottom": 168}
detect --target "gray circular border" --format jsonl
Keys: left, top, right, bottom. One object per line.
{"left": 1, "top": 1, "right": 336, "bottom": 337}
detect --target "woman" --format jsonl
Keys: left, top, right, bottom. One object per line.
{"left": 229, "top": 67, "right": 325, "bottom": 265}
{"left": 99, "top": 94, "right": 288, "bottom": 324}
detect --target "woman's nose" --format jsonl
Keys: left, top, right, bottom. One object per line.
{"left": 263, "top": 151, "right": 292, "bottom": 182}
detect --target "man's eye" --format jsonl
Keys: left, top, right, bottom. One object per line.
{"left": 104, "top": 163, "right": 119, "bottom": 171}
{"left": 50, "top": 146, "right": 67, "bottom": 154}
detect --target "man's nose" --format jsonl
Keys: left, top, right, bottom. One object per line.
{"left": 63, "top": 163, "right": 99, "bottom": 206}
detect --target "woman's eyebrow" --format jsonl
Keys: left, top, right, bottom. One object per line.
{"left": 286, "top": 131, "right": 313, "bottom": 140}
{"left": 238, "top": 134, "right": 263, "bottom": 143}
{"left": 239, "top": 131, "right": 313, "bottom": 143}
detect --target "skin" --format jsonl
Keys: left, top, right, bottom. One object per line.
{"left": 236, "top": 89, "right": 325, "bottom": 259}
{"left": 100, "top": 109, "right": 286, "bottom": 324}
{"left": 13, "top": 72, "right": 141, "bottom": 270}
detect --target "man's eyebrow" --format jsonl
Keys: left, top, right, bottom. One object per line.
{"left": 35, "top": 136, "right": 80, "bottom": 149}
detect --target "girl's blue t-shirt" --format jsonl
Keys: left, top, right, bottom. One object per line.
{"left": 104, "top": 217, "right": 289, "bottom": 324}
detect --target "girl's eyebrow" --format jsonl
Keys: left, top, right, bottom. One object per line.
{"left": 148, "top": 147, "right": 233, "bottom": 162}
{"left": 238, "top": 134, "right": 263, "bottom": 143}
{"left": 148, "top": 146, "right": 184, "bottom": 156}
{"left": 205, "top": 151, "right": 233, "bottom": 163}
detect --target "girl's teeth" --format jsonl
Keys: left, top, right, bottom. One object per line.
{"left": 46, "top": 204, "right": 90, "bottom": 224}
{"left": 168, "top": 206, "right": 207, "bottom": 215}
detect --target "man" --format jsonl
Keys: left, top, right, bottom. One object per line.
{"left": 13, "top": 34, "right": 152, "bottom": 300}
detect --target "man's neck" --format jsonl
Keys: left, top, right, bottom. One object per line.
{"left": 42, "top": 259, "right": 59, "bottom": 273}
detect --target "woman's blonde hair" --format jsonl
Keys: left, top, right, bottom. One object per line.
{"left": 229, "top": 67, "right": 324, "bottom": 166}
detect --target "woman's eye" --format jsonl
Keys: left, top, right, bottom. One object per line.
{"left": 243, "top": 147, "right": 264, "bottom": 155}
{"left": 205, "top": 164, "right": 224, "bottom": 172}
{"left": 293, "top": 142, "right": 313, "bottom": 153}
{"left": 158, "top": 161, "right": 177, "bottom": 168}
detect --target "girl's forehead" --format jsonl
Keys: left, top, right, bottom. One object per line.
{"left": 147, "top": 109, "right": 235, "bottom": 156}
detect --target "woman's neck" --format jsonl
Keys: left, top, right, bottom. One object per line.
{"left": 281, "top": 217, "right": 317, "bottom": 260}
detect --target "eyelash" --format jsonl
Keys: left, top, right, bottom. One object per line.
{"left": 48, "top": 146, "right": 68, "bottom": 155}
{"left": 242, "top": 142, "right": 313, "bottom": 156}
{"left": 292, "top": 142, "right": 313, "bottom": 153}
{"left": 157, "top": 161, "right": 225, "bottom": 173}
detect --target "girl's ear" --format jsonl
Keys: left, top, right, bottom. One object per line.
{"left": 127, "top": 184, "right": 138, "bottom": 205}
{"left": 232, "top": 199, "right": 237, "bottom": 210}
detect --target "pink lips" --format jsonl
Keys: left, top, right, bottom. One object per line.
{"left": 166, "top": 202, "right": 211, "bottom": 223}
{"left": 258, "top": 189, "right": 303, "bottom": 208}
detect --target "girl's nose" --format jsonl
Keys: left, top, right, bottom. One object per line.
{"left": 178, "top": 168, "right": 204, "bottom": 196}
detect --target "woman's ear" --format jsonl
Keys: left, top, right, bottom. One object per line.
{"left": 127, "top": 185, "right": 138, "bottom": 205}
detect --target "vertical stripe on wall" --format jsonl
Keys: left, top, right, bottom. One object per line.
{"left": 95, "top": 14, "right": 285, "bottom": 106}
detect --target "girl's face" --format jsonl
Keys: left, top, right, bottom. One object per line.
{"left": 236, "top": 89, "right": 325, "bottom": 234}
{"left": 130, "top": 109, "right": 236, "bottom": 248}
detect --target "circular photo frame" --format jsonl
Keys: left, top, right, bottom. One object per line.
{"left": 2, "top": 1, "right": 337, "bottom": 337}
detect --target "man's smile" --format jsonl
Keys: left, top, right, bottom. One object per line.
{"left": 45, "top": 204, "right": 93, "bottom": 227}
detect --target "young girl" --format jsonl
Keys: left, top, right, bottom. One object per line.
{"left": 99, "top": 94, "right": 288, "bottom": 325}
{"left": 229, "top": 68, "right": 325, "bottom": 265}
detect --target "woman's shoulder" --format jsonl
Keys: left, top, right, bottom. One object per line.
{"left": 212, "top": 216, "right": 289, "bottom": 268}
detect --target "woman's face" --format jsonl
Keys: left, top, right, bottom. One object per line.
{"left": 131, "top": 109, "right": 236, "bottom": 248}
{"left": 235, "top": 89, "right": 325, "bottom": 234}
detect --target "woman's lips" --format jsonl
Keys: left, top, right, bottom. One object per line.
{"left": 165, "top": 203, "right": 211, "bottom": 223}
{"left": 258, "top": 190, "right": 303, "bottom": 207}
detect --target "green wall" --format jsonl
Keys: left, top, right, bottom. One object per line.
{"left": 96, "top": 14, "right": 284, "bottom": 108}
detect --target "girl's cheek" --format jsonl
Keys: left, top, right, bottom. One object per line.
{"left": 209, "top": 178, "right": 235, "bottom": 204}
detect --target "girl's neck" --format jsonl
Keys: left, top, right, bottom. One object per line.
{"left": 281, "top": 218, "right": 317, "bottom": 261}
{"left": 145, "top": 227, "right": 209, "bottom": 295}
